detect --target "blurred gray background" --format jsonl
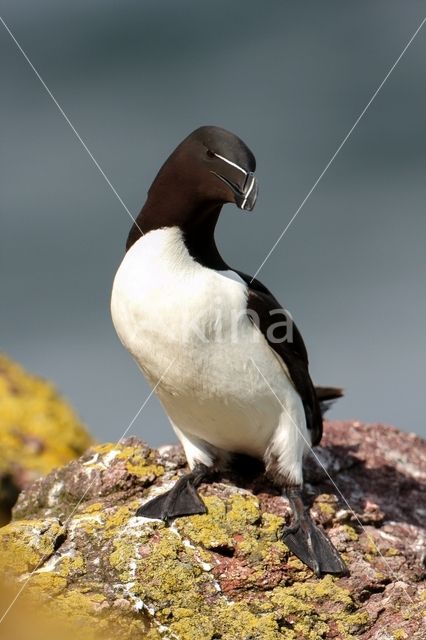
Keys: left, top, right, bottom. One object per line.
{"left": 1, "top": 1, "right": 425, "bottom": 444}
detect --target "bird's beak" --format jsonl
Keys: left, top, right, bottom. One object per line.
{"left": 211, "top": 170, "right": 259, "bottom": 212}
{"left": 234, "top": 172, "right": 258, "bottom": 211}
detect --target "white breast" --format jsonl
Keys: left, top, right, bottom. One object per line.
{"left": 111, "top": 227, "right": 307, "bottom": 465}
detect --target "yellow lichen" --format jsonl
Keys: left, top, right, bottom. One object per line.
{"left": 56, "top": 553, "right": 86, "bottom": 577}
{"left": 340, "top": 524, "right": 359, "bottom": 542}
{"left": 36, "top": 589, "right": 153, "bottom": 640}
{"left": 29, "top": 572, "right": 68, "bottom": 595}
{"left": 314, "top": 494, "right": 338, "bottom": 517}
{"left": 226, "top": 492, "right": 260, "bottom": 528}
{"left": 0, "top": 355, "right": 93, "bottom": 481}
{"left": 175, "top": 492, "right": 265, "bottom": 556}
{"left": 88, "top": 443, "right": 118, "bottom": 459}
{"left": 168, "top": 613, "right": 215, "bottom": 640}
{"left": 176, "top": 495, "right": 234, "bottom": 550}
{"left": 104, "top": 504, "right": 137, "bottom": 537}
{"left": 385, "top": 547, "right": 400, "bottom": 557}
{"left": 0, "top": 518, "right": 66, "bottom": 576}
{"left": 270, "top": 575, "right": 368, "bottom": 639}
{"left": 182, "top": 601, "right": 280, "bottom": 640}
{"left": 80, "top": 442, "right": 165, "bottom": 486}
{"left": 74, "top": 511, "right": 105, "bottom": 536}
{"left": 126, "top": 461, "right": 164, "bottom": 480}
{"left": 260, "top": 512, "right": 285, "bottom": 541}
{"left": 83, "top": 502, "right": 104, "bottom": 513}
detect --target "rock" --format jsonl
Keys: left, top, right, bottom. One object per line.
{"left": 0, "top": 355, "right": 93, "bottom": 524}
{"left": 0, "top": 422, "right": 425, "bottom": 639}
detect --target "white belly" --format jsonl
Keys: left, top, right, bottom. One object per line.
{"left": 111, "top": 228, "right": 306, "bottom": 461}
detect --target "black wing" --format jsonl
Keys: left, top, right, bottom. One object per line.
{"left": 235, "top": 271, "right": 324, "bottom": 446}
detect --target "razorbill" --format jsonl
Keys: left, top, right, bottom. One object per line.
{"left": 111, "top": 126, "right": 347, "bottom": 576}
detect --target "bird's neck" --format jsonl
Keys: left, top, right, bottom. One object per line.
{"left": 126, "top": 198, "right": 228, "bottom": 270}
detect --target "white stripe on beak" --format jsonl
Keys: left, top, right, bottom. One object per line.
{"left": 213, "top": 152, "right": 247, "bottom": 176}
{"left": 241, "top": 174, "right": 256, "bottom": 209}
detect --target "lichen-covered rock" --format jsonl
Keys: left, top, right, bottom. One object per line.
{"left": 1, "top": 423, "right": 425, "bottom": 639}
{"left": 0, "top": 355, "right": 93, "bottom": 524}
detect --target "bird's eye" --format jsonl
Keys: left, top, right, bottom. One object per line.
{"left": 206, "top": 149, "right": 215, "bottom": 158}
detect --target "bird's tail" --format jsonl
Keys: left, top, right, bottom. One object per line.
{"left": 315, "top": 386, "right": 343, "bottom": 416}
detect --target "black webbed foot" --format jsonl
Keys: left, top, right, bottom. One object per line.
{"left": 282, "top": 487, "right": 348, "bottom": 577}
{"left": 136, "top": 463, "right": 214, "bottom": 523}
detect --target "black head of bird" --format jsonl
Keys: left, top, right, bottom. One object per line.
{"left": 126, "top": 126, "right": 259, "bottom": 253}
{"left": 149, "top": 125, "right": 258, "bottom": 212}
